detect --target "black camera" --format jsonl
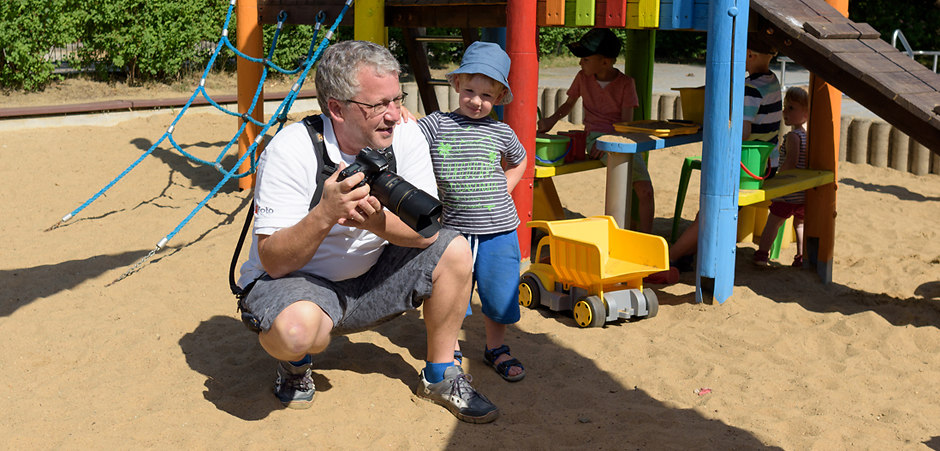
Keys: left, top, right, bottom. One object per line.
{"left": 337, "top": 146, "right": 442, "bottom": 238}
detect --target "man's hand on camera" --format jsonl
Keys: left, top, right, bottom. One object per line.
{"left": 318, "top": 162, "right": 370, "bottom": 225}
{"left": 339, "top": 195, "right": 385, "bottom": 231}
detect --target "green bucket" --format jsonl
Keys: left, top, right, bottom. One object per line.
{"left": 740, "top": 141, "right": 775, "bottom": 190}
{"left": 535, "top": 134, "right": 570, "bottom": 167}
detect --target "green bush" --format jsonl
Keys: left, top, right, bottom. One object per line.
{"left": 537, "top": 27, "right": 706, "bottom": 62}
{"left": 72, "top": 0, "right": 226, "bottom": 85}
{"left": 537, "top": 27, "right": 585, "bottom": 57}
{"left": 849, "top": 0, "right": 940, "bottom": 68}
{"left": 262, "top": 23, "right": 317, "bottom": 71}
{"left": 0, "top": 0, "right": 79, "bottom": 91}
{"left": 2, "top": 0, "right": 936, "bottom": 92}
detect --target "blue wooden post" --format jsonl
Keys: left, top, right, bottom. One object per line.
{"left": 696, "top": 0, "right": 748, "bottom": 304}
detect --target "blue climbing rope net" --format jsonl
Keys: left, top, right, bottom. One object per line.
{"left": 48, "top": 0, "right": 355, "bottom": 282}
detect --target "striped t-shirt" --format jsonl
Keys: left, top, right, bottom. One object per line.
{"left": 417, "top": 111, "right": 526, "bottom": 234}
{"left": 778, "top": 128, "right": 808, "bottom": 205}
{"left": 743, "top": 71, "right": 782, "bottom": 167}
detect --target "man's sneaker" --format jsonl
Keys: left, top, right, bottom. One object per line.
{"left": 415, "top": 365, "right": 499, "bottom": 424}
{"left": 274, "top": 360, "right": 315, "bottom": 409}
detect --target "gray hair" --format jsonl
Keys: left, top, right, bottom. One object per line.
{"left": 315, "top": 40, "right": 401, "bottom": 114}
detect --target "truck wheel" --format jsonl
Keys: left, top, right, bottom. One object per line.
{"left": 573, "top": 295, "right": 606, "bottom": 328}
{"left": 518, "top": 276, "right": 541, "bottom": 309}
{"left": 643, "top": 288, "right": 659, "bottom": 318}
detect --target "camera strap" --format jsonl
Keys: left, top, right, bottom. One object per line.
{"left": 227, "top": 114, "right": 336, "bottom": 298}
{"left": 303, "top": 114, "right": 338, "bottom": 209}
{"left": 228, "top": 115, "right": 400, "bottom": 301}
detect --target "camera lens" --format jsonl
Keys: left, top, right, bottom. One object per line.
{"left": 371, "top": 172, "right": 442, "bottom": 238}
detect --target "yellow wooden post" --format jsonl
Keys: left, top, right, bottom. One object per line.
{"left": 626, "top": 0, "right": 659, "bottom": 28}
{"left": 355, "top": 0, "right": 386, "bottom": 45}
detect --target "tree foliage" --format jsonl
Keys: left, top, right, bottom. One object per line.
{"left": 1, "top": 0, "right": 937, "bottom": 92}
{"left": 73, "top": 0, "right": 226, "bottom": 85}
{"left": 848, "top": 0, "right": 940, "bottom": 56}
{"left": 0, "top": 0, "right": 80, "bottom": 90}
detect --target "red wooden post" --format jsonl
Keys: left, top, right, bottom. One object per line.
{"left": 506, "top": 0, "right": 538, "bottom": 259}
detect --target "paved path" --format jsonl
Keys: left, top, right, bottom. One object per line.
{"left": 538, "top": 61, "right": 878, "bottom": 119}
{"left": 1, "top": 61, "right": 878, "bottom": 132}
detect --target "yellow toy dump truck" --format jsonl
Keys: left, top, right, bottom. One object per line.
{"left": 519, "top": 216, "right": 669, "bottom": 328}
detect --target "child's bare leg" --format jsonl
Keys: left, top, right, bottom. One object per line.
{"left": 633, "top": 180, "right": 655, "bottom": 234}
{"left": 793, "top": 217, "right": 804, "bottom": 256}
{"left": 670, "top": 213, "right": 699, "bottom": 262}
{"left": 757, "top": 214, "right": 787, "bottom": 253}
{"left": 484, "top": 317, "right": 522, "bottom": 378}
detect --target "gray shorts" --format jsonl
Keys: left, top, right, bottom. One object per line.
{"left": 242, "top": 229, "right": 460, "bottom": 334}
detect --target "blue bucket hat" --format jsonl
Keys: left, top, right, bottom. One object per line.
{"left": 446, "top": 41, "right": 513, "bottom": 104}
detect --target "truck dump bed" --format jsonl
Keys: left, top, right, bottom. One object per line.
{"left": 530, "top": 216, "right": 669, "bottom": 289}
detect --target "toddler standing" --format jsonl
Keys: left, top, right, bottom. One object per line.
{"left": 417, "top": 42, "right": 528, "bottom": 382}
{"left": 753, "top": 86, "right": 810, "bottom": 267}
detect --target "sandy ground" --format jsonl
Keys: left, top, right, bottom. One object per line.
{"left": 2, "top": 105, "right": 940, "bottom": 449}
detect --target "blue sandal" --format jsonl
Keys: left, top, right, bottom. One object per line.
{"left": 483, "top": 345, "right": 525, "bottom": 382}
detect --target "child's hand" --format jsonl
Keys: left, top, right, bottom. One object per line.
{"left": 398, "top": 105, "right": 416, "bottom": 124}
{"left": 536, "top": 118, "right": 552, "bottom": 134}
{"left": 588, "top": 143, "right": 604, "bottom": 160}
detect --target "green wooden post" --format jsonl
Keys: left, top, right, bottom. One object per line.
{"left": 565, "top": 0, "right": 596, "bottom": 26}
{"left": 623, "top": 28, "right": 655, "bottom": 224}
{"left": 623, "top": 29, "right": 655, "bottom": 121}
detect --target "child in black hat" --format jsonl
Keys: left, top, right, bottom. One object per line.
{"left": 537, "top": 28, "right": 655, "bottom": 234}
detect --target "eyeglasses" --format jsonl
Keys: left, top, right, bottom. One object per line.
{"left": 345, "top": 92, "right": 408, "bottom": 117}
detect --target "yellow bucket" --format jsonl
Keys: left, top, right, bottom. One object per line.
{"left": 672, "top": 87, "right": 705, "bottom": 125}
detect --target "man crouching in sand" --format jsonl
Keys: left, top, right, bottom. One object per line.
{"left": 236, "top": 40, "right": 498, "bottom": 423}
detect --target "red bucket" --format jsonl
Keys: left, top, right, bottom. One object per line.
{"left": 558, "top": 130, "right": 587, "bottom": 162}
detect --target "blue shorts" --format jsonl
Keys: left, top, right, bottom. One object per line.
{"left": 464, "top": 229, "right": 521, "bottom": 324}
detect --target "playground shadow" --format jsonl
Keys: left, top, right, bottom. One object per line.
{"left": 131, "top": 137, "right": 247, "bottom": 194}
{"left": 179, "top": 315, "right": 302, "bottom": 421}
{"left": 0, "top": 250, "right": 149, "bottom": 317}
{"left": 373, "top": 310, "right": 773, "bottom": 448}
{"left": 925, "top": 435, "right": 940, "bottom": 450}
{"left": 183, "top": 307, "right": 775, "bottom": 446}
{"left": 148, "top": 193, "right": 252, "bottom": 263}
{"left": 915, "top": 281, "right": 940, "bottom": 301}
{"left": 840, "top": 177, "right": 940, "bottom": 202}
{"left": 104, "top": 194, "right": 252, "bottom": 285}
{"left": 735, "top": 250, "right": 940, "bottom": 329}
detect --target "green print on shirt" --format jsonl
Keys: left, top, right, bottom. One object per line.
{"left": 435, "top": 127, "right": 502, "bottom": 210}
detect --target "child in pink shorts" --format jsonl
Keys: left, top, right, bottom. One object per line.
{"left": 753, "top": 86, "right": 810, "bottom": 267}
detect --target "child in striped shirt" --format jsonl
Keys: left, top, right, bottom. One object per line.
{"left": 417, "top": 42, "right": 528, "bottom": 382}
{"left": 753, "top": 86, "right": 810, "bottom": 268}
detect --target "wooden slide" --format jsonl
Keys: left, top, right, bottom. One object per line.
{"left": 751, "top": 0, "right": 940, "bottom": 153}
